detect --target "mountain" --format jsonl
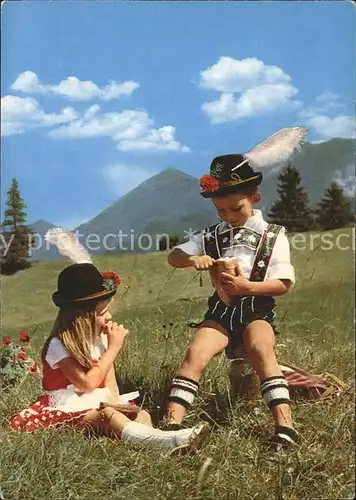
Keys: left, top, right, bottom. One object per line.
{"left": 31, "top": 169, "right": 219, "bottom": 260}
{"left": 31, "top": 138, "right": 353, "bottom": 261}
{"left": 75, "top": 167, "right": 218, "bottom": 255}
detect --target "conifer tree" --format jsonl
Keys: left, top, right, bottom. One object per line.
{"left": 1, "top": 178, "right": 32, "bottom": 274}
{"left": 268, "top": 164, "right": 315, "bottom": 232}
{"left": 316, "top": 182, "right": 354, "bottom": 230}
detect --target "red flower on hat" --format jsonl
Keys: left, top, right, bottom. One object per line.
{"left": 200, "top": 174, "right": 220, "bottom": 193}
{"left": 17, "top": 351, "right": 27, "bottom": 361}
{"left": 2, "top": 336, "right": 11, "bottom": 346}
{"left": 19, "top": 331, "right": 31, "bottom": 343}
{"left": 102, "top": 272, "right": 121, "bottom": 287}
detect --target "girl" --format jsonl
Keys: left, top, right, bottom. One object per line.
{"left": 10, "top": 260, "right": 210, "bottom": 450}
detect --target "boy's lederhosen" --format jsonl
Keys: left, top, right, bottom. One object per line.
{"left": 200, "top": 222, "right": 283, "bottom": 359}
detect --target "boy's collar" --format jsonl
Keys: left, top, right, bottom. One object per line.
{"left": 220, "top": 209, "right": 265, "bottom": 232}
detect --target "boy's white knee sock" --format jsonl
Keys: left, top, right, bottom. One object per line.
{"left": 121, "top": 421, "right": 194, "bottom": 448}
{"left": 260, "top": 376, "right": 291, "bottom": 409}
{"left": 168, "top": 376, "right": 199, "bottom": 409}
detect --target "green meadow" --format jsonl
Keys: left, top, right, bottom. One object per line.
{"left": 1, "top": 228, "right": 354, "bottom": 500}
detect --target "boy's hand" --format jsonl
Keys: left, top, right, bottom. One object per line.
{"left": 219, "top": 273, "right": 253, "bottom": 295}
{"left": 188, "top": 255, "right": 215, "bottom": 270}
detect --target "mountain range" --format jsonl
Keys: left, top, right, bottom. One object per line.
{"left": 30, "top": 138, "right": 354, "bottom": 261}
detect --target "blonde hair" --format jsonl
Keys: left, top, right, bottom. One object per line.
{"left": 42, "top": 306, "right": 98, "bottom": 369}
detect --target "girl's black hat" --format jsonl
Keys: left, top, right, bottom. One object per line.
{"left": 52, "top": 263, "right": 120, "bottom": 308}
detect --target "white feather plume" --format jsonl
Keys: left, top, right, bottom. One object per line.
{"left": 45, "top": 228, "right": 92, "bottom": 264}
{"left": 245, "top": 127, "right": 308, "bottom": 169}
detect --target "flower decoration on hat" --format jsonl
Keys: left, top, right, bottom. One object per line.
{"left": 200, "top": 174, "right": 220, "bottom": 193}
{"left": 102, "top": 272, "right": 121, "bottom": 291}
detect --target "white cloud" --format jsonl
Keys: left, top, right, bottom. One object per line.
{"left": 11, "top": 71, "right": 140, "bottom": 101}
{"left": 198, "top": 57, "right": 299, "bottom": 123}
{"left": 1, "top": 95, "right": 78, "bottom": 136}
{"left": 199, "top": 56, "right": 291, "bottom": 93}
{"left": 310, "top": 139, "right": 327, "bottom": 144}
{"left": 202, "top": 84, "right": 298, "bottom": 124}
{"left": 2, "top": 95, "right": 189, "bottom": 152}
{"left": 334, "top": 164, "right": 355, "bottom": 197}
{"left": 300, "top": 108, "right": 354, "bottom": 140}
{"left": 316, "top": 91, "right": 343, "bottom": 111}
{"left": 299, "top": 92, "right": 353, "bottom": 140}
{"left": 102, "top": 164, "right": 158, "bottom": 195}
{"left": 49, "top": 105, "right": 190, "bottom": 152}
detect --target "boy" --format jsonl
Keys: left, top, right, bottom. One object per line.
{"left": 165, "top": 128, "right": 307, "bottom": 452}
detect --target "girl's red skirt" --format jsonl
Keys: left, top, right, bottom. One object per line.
{"left": 10, "top": 395, "right": 91, "bottom": 432}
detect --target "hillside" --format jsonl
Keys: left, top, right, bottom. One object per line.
{"left": 2, "top": 227, "right": 354, "bottom": 331}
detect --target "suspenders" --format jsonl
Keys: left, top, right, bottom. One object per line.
{"left": 250, "top": 224, "right": 283, "bottom": 282}
{"left": 203, "top": 223, "right": 283, "bottom": 281}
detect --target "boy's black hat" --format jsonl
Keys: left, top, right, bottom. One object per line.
{"left": 200, "top": 154, "right": 262, "bottom": 198}
{"left": 52, "top": 263, "right": 120, "bottom": 308}
{"left": 199, "top": 127, "right": 308, "bottom": 198}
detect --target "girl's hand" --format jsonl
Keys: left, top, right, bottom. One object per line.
{"left": 105, "top": 321, "right": 128, "bottom": 350}
{"left": 219, "top": 273, "right": 253, "bottom": 295}
{"left": 189, "top": 255, "right": 215, "bottom": 270}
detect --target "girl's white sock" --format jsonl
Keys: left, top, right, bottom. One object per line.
{"left": 121, "top": 421, "right": 195, "bottom": 448}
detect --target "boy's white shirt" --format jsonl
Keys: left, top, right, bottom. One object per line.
{"left": 175, "top": 209, "right": 295, "bottom": 286}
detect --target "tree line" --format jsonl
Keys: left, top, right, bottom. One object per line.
{"left": 1, "top": 167, "right": 354, "bottom": 273}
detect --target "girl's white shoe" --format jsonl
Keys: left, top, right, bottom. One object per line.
{"left": 167, "top": 422, "right": 211, "bottom": 456}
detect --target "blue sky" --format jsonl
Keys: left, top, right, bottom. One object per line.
{"left": 1, "top": 1, "right": 354, "bottom": 229}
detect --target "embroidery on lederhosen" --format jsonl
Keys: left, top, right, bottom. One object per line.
{"left": 224, "top": 227, "right": 261, "bottom": 252}
{"left": 249, "top": 224, "right": 283, "bottom": 282}
{"left": 203, "top": 223, "right": 261, "bottom": 258}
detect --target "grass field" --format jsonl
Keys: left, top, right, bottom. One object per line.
{"left": 0, "top": 228, "right": 355, "bottom": 500}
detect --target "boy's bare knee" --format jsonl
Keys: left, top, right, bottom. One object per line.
{"left": 245, "top": 340, "right": 274, "bottom": 359}
{"left": 184, "top": 345, "right": 211, "bottom": 372}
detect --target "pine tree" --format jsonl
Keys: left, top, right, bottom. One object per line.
{"left": 1, "top": 178, "right": 32, "bottom": 274}
{"left": 316, "top": 182, "right": 355, "bottom": 230}
{"left": 267, "top": 164, "right": 315, "bottom": 232}
{"left": 158, "top": 234, "right": 181, "bottom": 251}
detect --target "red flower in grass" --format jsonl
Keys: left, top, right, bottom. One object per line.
{"left": 2, "top": 336, "right": 11, "bottom": 346}
{"left": 17, "top": 351, "right": 27, "bottom": 361}
{"left": 200, "top": 174, "right": 220, "bottom": 193}
{"left": 102, "top": 272, "right": 121, "bottom": 286}
{"left": 30, "top": 361, "right": 39, "bottom": 373}
{"left": 19, "top": 331, "right": 31, "bottom": 343}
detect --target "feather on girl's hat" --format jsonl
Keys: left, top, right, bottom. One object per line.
{"left": 44, "top": 228, "right": 120, "bottom": 308}
{"left": 200, "top": 127, "right": 307, "bottom": 198}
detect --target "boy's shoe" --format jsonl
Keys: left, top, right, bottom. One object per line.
{"left": 161, "top": 418, "right": 183, "bottom": 431}
{"left": 269, "top": 426, "right": 299, "bottom": 453}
